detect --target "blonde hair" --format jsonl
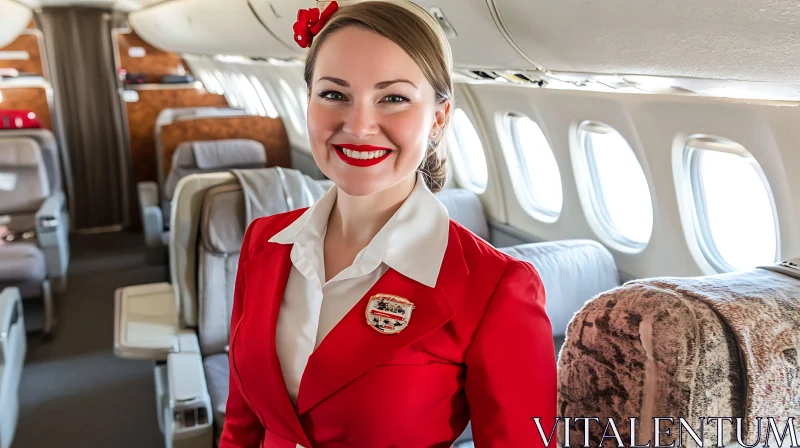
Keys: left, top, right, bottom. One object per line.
{"left": 304, "top": 1, "right": 453, "bottom": 192}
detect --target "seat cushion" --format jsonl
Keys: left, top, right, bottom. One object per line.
{"left": 203, "top": 353, "right": 229, "bottom": 431}
{"left": 0, "top": 243, "right": 46, "bottom": 299}
{"left": 0, "top": 243, "right": 45, "bottom": 283}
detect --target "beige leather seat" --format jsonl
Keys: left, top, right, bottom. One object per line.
{"left": 115, "top": 167, "right": 330, "bottom": 447}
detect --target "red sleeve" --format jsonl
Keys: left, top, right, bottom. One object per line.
{"left": 465, "top": 259, "right": 558, "bottom": 448}
{"left": 219, "top": 220, "right": 265, "bottom": 448}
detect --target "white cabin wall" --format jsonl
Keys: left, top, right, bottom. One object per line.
{"left": 465, "top": 83, "right": 800, "bottom": 279}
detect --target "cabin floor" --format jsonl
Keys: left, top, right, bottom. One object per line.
{"left": 15, "top": 231, "right": 165, "bottom": 448}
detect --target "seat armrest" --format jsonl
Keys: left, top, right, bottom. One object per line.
{"left": 35, "top": 191, "right": 70, "bottom": 280}
{"left": 164, "top": 333, "right": 213, "bottom": 444}
{"left": 0, "top": 287, "right": 24, "bottom": 360}
{"left": 113, "top": 282, "right": 179, "bottom": 361}
{"left": 138, "top": 181, "right": 160, "bottom": 209}
{"left": 139, "top": 181, "right": 166, "bottom": 247}
{"left": 35, "top": 191, "right": 66, "bottom": 232}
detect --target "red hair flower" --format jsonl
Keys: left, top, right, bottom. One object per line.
{"left": 292, "top": 1, "right": 339, "bottom": 48}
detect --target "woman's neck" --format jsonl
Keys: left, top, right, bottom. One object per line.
{"left": 327, "top": 173, "right": 417, "bottom": 248}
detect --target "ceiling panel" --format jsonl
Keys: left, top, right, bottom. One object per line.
{"left": 12, "top": 0, "right": 166, "bottom": 11}
{"left": 0, "top": 0, "right": 32, "bottom": 48}
{"left": 497, "top": 0, "right": 800, "bottom": 83}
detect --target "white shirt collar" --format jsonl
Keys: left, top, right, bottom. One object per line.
{"left": 269, "top": 172, "right": 450, "bottom": 288}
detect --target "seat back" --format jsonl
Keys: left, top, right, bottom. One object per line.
{"left": 557, "top": 269, "right": 800, "bottom": 447}
{"left": 0, "top": 138, "right": 50, "bottom": 216}
{"left": 499, "top": 240, "right": 619, "bottom": 338}
{"left": 154, "top": 107, "right": 248, "bottom": 191}
{"left": 454, "top": 239, "right": 619, "bottom": 446}
{"left": 435, "top": 188, "right": 489, "bottom": 241}
{"left": 192, "top": 169, "right": 330, "bottom": 354}
{"left": 0, "top": 129, "right": 61, "bottom": 194}
{"left": 164, "top": 139, "right": 267, "bottom": 202}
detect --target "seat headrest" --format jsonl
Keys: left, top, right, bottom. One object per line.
{"left": 0, "top": 138, "right": 42, "bottom": 167}
{"left": 434, "top": 188, "right": 489, "bottom": 241}
{"left": 0, "top": 129, "right": 61, "bottom": 193}
{"left": 0, "top": 138, "right": 50, "bottom": 214}
{"left": 499, "top": 240, "right": 619, "bottom": 336}
{"left": 175, "top": 139, "right": 267, "bottom": 170}
{"left": 200, "top": 183, "right": 247, "bottom": 254}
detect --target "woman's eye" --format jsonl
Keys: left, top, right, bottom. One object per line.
{"left": 318, "top": 90, "right": 345, "bottom": 101}
{"left": 383, "top": 94, "right": 409, "bottom": 103}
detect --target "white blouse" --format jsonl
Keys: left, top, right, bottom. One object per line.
{"left": 268, "top": 172, "right": 451, "bottom": 404}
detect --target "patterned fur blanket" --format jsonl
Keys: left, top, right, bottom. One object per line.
{"left": 558, "top": 269, "right": 800, "bottom": 447}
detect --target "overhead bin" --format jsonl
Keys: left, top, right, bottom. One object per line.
{"left": 494, "top": 0, "right": 800, "bottom": 83}
{"left": 0, "top": 0, "right": 32, "bottom": 49}
{"left": 251, "top": 0, "right": 536, "bottom": 70}
{"left": 128, "top": 0, "right": 303, "bottom": 60}
{"left": 249, "top": 0, "right": 316, "bottom": 53}
{"left": 414, "top": 0, "right": 534, "bottom": 70}
{"left": 253, "top": 0, "right": 536, "bottom": 69}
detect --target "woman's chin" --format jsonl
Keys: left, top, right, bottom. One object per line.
{"left": 332, "top": 177, "right": 387, "bottom": 197}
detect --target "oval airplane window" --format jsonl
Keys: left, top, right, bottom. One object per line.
{"left": 448, "top": 108, "right": 488, "bottom": 194}
{"left": 577, "top": 121, "right": 654, "bottom": 250}
{"left": 506, "top": 115, "right": 563, "bottom": 222}
{"left": 683, "top": 138, "right": 778, "bottom": 272}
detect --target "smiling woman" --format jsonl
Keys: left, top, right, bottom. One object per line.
{"left": 220, "top": 2, "right": 556, "bottom": 448}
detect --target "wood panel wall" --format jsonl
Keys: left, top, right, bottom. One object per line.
{"left": 0, "top": 33, "right": 44, "bottom": 76}
{"left": 117, "top": 31, "right": 189, "bottom": 84}
{"left": 0, "top": 86, "right": 51, "bottom": 129}
{"left": 125, "top": 87, "right": 228, "bottom": 185}
{"left": 160, "top": 116, "right": 291, "bottom": 177}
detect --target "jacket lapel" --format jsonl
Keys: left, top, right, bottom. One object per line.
{"left": 295, "top": 223, "right": 469, "bottom": 416}
{"left": 237, "top": 244, "right": 312, "bottom": 447}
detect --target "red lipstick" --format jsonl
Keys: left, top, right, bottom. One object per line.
{"left": 333, "top": 144, "right": 392, "bottom": 167}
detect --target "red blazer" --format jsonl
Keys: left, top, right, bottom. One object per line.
{"left": 220, "top": 209, "right": 557, "bottom": 448}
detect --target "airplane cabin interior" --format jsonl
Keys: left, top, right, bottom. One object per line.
{"left": 0, "top": 0, "right": 798, "bottom": 447}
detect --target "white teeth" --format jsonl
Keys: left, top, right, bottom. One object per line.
{"left": 338, "top": 147, "right": 389, "bottom": 160}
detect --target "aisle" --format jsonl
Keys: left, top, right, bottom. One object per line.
{"left": 13, "top": 231, "right": 166, "bottom": 448}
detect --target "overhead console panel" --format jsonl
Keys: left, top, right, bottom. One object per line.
{"left": 0, "top": 0, "right": 32, "bottom": 49}
{"left": 414, "top": 0, "right": 534, "bottom": 70}
{"left": 128, "top": 0, "right": 302, "bottom": 59}
{"left": 249, "top": 0, "right": 312, "bottom": 53}
{"left": 495, "top": 0, "right": 800, "bottom": 83}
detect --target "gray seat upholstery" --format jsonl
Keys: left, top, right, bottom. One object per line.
{"left": 499, "top": 240, "right": 620, "bottom": 340}
{"left": 138, "top": 139, "right": 268, "bottom": 247}
{"left": 436, "top": 188, "right": 490, "bottom": 241}
{"left": 182, "top": 177, "right": 620, "bottom": 444}
{"left": 0, "top": 287, "right": 26, "bottom": 448}
{"left": 0, "top": 133, "right": 69, "bottom": 335}
{"left": 186, "top": 168, "right": 329, "bottom": 438}
{"left": 438, "top": 191, "right": 620, "bottom": 447}
{"left": 202, "top": 353, "right": 229, "bottom": 427}
{"left": 0, "top": 243, "right": 46, "bottom": 298}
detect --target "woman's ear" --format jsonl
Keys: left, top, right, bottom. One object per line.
{"left": 430, "top": 99, "right": 452, "bottom": 139}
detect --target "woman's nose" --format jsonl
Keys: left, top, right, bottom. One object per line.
{"left": 342, "top": 101, "right": 379, "bottom": 139}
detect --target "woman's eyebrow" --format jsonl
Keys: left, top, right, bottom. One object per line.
{"left": 317, "top": 77, "right": 417, "bottom": 89}
{"left": 318, "top": 76, "right": 349, "bottom": 86}
{"left": 375, "top": 79, "right": 417, "bottom": 89}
